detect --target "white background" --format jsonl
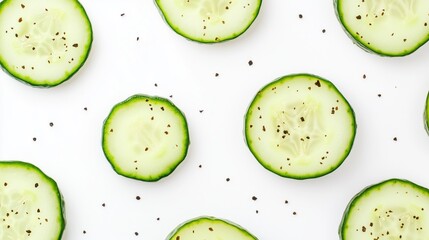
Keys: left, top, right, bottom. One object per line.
{"left": 1, "top": 0, "right": 429, "bottom": 239}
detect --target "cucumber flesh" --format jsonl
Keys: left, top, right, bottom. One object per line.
{"left": 335, "top": 0, "right": 429, "bottom": 56}
{"left": 0, "top": 161, "right": 65, "bottom": 240}
{"left": 166, "top": 216, "right": 258, "bottom": 240}
{"left": 155, "top": 0, "right": 262, "bottom": 43}
{"left": 340, "top": 179, "right": 429, "bottom": 240}
{"left": 245, "top": 74, "right": 356, "bottom": 179}
{"left": 0, "top": 0, "right": 92, "bottom": 87}
{"left": 102, "top": 95, "right": 190, "bottom": 182}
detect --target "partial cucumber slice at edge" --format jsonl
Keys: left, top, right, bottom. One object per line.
{"left": 0, "top": 0, "right": 93, "bottom": 87}
{"left": 154, "top": 0, "right": 262, "bottom": 43}
{"left": 334, "top": 0, "right": 429, "bottom": 56}
{"left": 0, "top": 160, "right": 65, "bottom": 239}
{"left": 166, "top": 216, "right": 258, "bottom": 240}
{"left": 339, "top": 178, "right": 429, "bottom": 240}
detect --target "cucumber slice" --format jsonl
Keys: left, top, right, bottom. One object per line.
{"left": 340, "top": 179, "right": 429, "bottom": 240}
{"left": 335, "top": 0, "right": 429, "bottom": 56}
{"left": 0, "top": 0, "right": 92, "bottom": 87}
{"left": 155, "top": 0, "right": 262, "bottom": 43}
{"left": 425, "top": 91, "right": 429, "bottom": 134}
{"left": 166, "top": 216, "right": 258, "bottom": 240}
{"left": 102, "top": 95, "right": 190, "bottom": 182}
{"left": 0, "top": 161, "right": 65, "bottom": 240}
{"left": 245, "top": 74, "right": 356, "bottom": 179}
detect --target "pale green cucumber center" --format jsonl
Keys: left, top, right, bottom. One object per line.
{"left": 272, "top": 99, "right": 325, "bottom": 160}
{"left": 366, "top": 206, "right": 425, "bottom": 239}
{"left": 15, "top": 10, "right": 70, "bottom": 63}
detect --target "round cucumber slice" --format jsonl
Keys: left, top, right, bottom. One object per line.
{"left": 245, "top": 74, "right": 356, "bottom": 179}
{"left": 0, "top": 0, "right": 92, "bottom": 87}
{"left": 0, "top": 161, "right": 65, "bottom": 240}
{"left": 166, "top": 216, "right": 258, "bottom": 240}
{"left": 335, "top": 0, "right": 429, "bottom": 56}
{"left": 102, "top": 95, "right": 190, "bottom": 182}
{"left": 340, "top": 179, "right": 429, "bottom": 240}
{"left": 155, "top": 0, "right": 262, "bottom": 43}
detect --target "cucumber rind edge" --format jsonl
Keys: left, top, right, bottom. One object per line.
{"left": 425, "top": 91, "right": 429, "bottom": 135}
